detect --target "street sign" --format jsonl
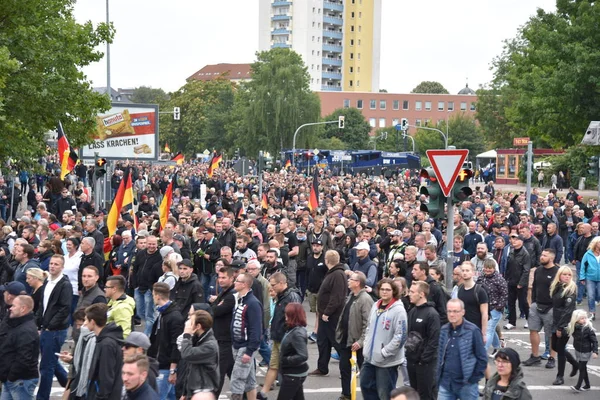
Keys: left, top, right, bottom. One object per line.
{"left": 395, "top": 124, "right": 402, "bottom": 131}
{"left": 513, "top": 137, "right": 530, "bottom": 146}
{"left": 426, "top": 149, "right": 469, "bottom": 197}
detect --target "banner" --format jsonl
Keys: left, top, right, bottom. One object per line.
{"left": 81, "top": 103, "right": 159, "bottom": 160}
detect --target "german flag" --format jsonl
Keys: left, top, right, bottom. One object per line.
{"left": 237, "top": 203, "right": 245, "bottom": 220}
{"left": 207, "top": 153, "right": 223, "bottom": 178}
{"left": 308, "top": 169, "right": 319, "bottom": 212}
{"left": 171, "top": 152, "right": 184, "bottom": 165}
{"left": 107, "top": 172, "right": 126, "bottom": 237}
{"left": 122, "top": 169, "right": 138, "bottom": 230}
{"left": 284, "top": 159, "right": 291, "bottom": 169}
{"left": 261, "top": 193, "right": 268, "bottom": 210}
{"left": 57, "top": 122, "right": 78, "bottom": 180}
{"left": 159, "top": 173, "right": 175, "bottom": 231}
{"left": 164, "top": 142, "right": 171, "bottom": 153}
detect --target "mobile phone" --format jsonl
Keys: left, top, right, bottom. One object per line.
{"left": 54, "top": 353, "right": 62, "bottom": 357}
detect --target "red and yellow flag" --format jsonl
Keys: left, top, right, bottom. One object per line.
{"left": 164, "top": 142, "right": 171, "bottom": 153}
{"left": 159, "top": 174, "right": 175, "bottom": 231}
{"left": 207, "top": 153, "right": 223, "bottom": 178}
{"left": 123, "top": 170, "right": 138, "bottom": 230}
{"left": 57, "top": 122, "right": 78, "bottom": 180}
{"left": 308, "top": 169, "right": 319, "bottom": 212}
{"left": 284, "top": 159, "right": 291, "bottom": 169}
{"left": 171, "top": 152, "right": 184, "bottom": 165}
{"left": 261, "top": 193, "right": 268, "bottom": 210}
{"left": 107, "top": 173, "right": 126, "bottom": 237}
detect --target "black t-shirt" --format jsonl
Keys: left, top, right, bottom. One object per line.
{"left": 283, "top": 231, "right": 298, "bottom": 259}
{"left": 458, "top": 284, "right": 489, "bottom": 329}
{"left": 491, "top": 383, "right": 508, "bottom": 400}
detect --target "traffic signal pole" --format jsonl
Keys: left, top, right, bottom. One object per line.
{"left": 526, "top": 141, "right": 533, "bottom": 211}
{"left": 292, "top": 119, "right": 342, "bottom": 168}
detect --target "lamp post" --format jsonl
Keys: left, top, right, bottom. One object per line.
{"left": 292, "top": 120, "right": 339, "bottom": 168}
{"left": 106, "top": 0, "right": 111, "bottom": 99}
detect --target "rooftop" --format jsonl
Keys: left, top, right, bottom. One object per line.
{"left": 187, "top": 63, "right": 252, "bottom": 82}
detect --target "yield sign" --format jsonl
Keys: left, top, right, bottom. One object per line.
{"left": 426, "top": 149, "right": 469, "bottom": 197}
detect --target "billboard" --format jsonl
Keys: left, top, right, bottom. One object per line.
{"left": 81, "top": 103, "right": 159, "bottom": 160}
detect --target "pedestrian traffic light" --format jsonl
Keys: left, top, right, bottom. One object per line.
{"left": 338, "top": 115, "right": 345, "bottom": 129}
{"left": 452, "top": 169, "right": 473, "bottom": 203}
{"left": 419, "top": 168, "right": 446, "bottom": 218}
{"left": 589, "top": 156, "right": 599, "bottom": 176}
{"left": 401, "top": 118, "right": 408, "bottom": 131}
{"left": 173, "top": 107, "right": 180, "bottom": 121}
{"left": 95, "top": 158, "right": 107, "bottom": 178}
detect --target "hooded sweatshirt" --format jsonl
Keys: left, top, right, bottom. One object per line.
{"left": 363, "top": 298, "right": 408, "bottom": 368}
{"left": 87, "top": 323, "right": 124, "bottom": 400}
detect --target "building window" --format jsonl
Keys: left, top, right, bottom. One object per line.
{"left": 415, "top": 101, "right": 422, "bottom": 111}
{"left": 313, "top": 7, "right": 315, "bottom": 13}
{"left": 416, "top": 119, "right": 422, "bottom": 127}
{"left": 311, "top": 64, "right": 314, "bottom": 70}
{"left": 350, "top": 39, "right": 354, "bottom": 46}
{"left": 318, "top": 22, "right": 321, "bottom": 28}
{"left": 349, "top": 66, "right": 353, "bottom": 73}
{"left": 351, "top": 12, "right": 355, "bottom": 18}
{"left": 312, "top": 36, "right": 315, "bottom": 42}
{"left": 403, "top": 100, "right": 409, "bottom": 110}
{"left": 438, "top": 101, "right": 444, "bottom": 111}
{"left": 392, "top": 118, "right": 399, "bottom": 126}
{"left": 357, "top": 80, "right": 360, "bottom": 87}
{"left": 448, "top": 101, "right": 454, "bottom": 111}
{"left": 343, "top": 99, "right": 350, "bottom": 108}
{"left": 312, "top": 22, "right": 315, "bottom": 27}
{"left": 380, "top": 100, "right": 386, "bottom": 110}
{"left": 470, "top": 103, "right": 476, "bottom": 111}
{"left": 358, "top": 26, "right": 362, "bottom": 32}
{"left": 349, "top": 80, "right": 353, "bottom": 87}
{"left": 350, "top": 53, "right": 354, "bottom": 59}
{"left": 393, "top": 100, "right": 399, "bottom": 110}
{"left": 317, "top": 51, "right": 320, "bottom": 56}
{"left": 369, "top": 118, "right": 376, "bottom": 127}
{"left": 357, "top": 99, "right": 363, "bottom": 109}
{"left": 379, "top": 118, "right": 386, "bottom": 128}
{"left": 317, "top": 79, "right": 320, "bottom": 84}
{"left": 460, "top": 102, "right": 467, "bottom": 111}
{"left": 316, "top": 65, "right": 320, "bottom": 70}
{"left": 312, "top": 50, "right": 314, "bottom": 55}
{"left": 351, "top": 25, "right": 354, "bottom": 32}
{"left": 357, "top": 53, "right": 361, "bottom": 60}
{"left": 425, "top": 119, "right": 431, "bottom": 126}
{"left": 357, "top": 67, "right": 361, "bottom": 73}
{"left": 370, "top": 99, "right": 376, "bottom": 109}
{"left": 425, "top": 101, "right": 431, "bottom": 111}
{"left": 359, "top": 12, "right": 362, "bottom": 18}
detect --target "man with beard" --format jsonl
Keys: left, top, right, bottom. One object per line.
{"left": 470, "top": 242, "right": 497, "bottom": 279}
{"left": 412, "top": 261, "right": 447, "bottom": 325}
{"left": 463, "top": 221, "right": 483, "bottom": 256}
{"left": 546, "top": 223, "right": 563, "bottom": 263}
{"left": 261, "top": 249, "right": 284, "bottom": 281}
{"left": 385, "top": 230, "right": 406, "bottom": 277}
{"left": 194, "top": 227, "right": 221, "bottom": 297}
{"left": 306, "top": 239, "right": 326, "bottom": 343}
{"left": 233, "top": 235, "right": 257, "bottom": 264}
{"left": 295, "top": 226, "right": 310, "bottom": 299}
{"left": 218, "top": 217, "right": 237, "bottom": 250}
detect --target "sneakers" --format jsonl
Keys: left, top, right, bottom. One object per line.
{"left": 308, "top": 332, "right": 317, "bottom": 343}
{"left": 331, "top": 351, "right": 340, "bottom": 361}
{"left": 489, "top": 349, "right": 499, "bottom": 359}
{"left": 570, "top": 386, "right": 582, "bottom": 393}
{"left": 500, "top": 338, "right": 506, "bottom": 348}
{"left": 522, "top": 354, "right": 541, "bottom": 366}
{"left": 552, "top": 376, "right": 564, "bottom": 385}
{"left": 308, "top": 369, "right": 328, "bottom": 377}
{"left": 503, "top": 323, "right": 515, "bottom": 330}
{"left": 581, "top": 386, "right": 591, "bottom": 391}
{"left": 524, "top": 322, "right": 529, "bottom": 329}
{"left": 540, "top": 350, "right": 550, "bottom": 360}
{"left": 545, "top": 357, "right": 556, "bottom": 369}
{"left": 257, "top": 392, "right": 268, "bottom": 400}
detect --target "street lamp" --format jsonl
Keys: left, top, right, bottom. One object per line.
{"left": 106, "top": 0, "right": 111, "bottom": 99}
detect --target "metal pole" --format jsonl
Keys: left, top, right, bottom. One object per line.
{"left": 106, "top": 0, "right": 111, "bottom": 99}
{"left": 258, "top": 151, "right": 263, "bottom": 207}
{"left": 292, "top": 120, "right": 338, "bottom": 168}
{"left": 597, "top": 157, "right": 600, "bottom": 207}
{"left": 526, "top": 141, "right": 533, "bottom": 211}
{"left": 410, "top": 125, "right": 447, "bottom": 149}
{"left": 446, "top": 198, "right": 454, "bottom": 289}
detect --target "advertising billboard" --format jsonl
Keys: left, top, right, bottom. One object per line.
{"left": 81, "top": 103, "right": 159, "bottom": 160}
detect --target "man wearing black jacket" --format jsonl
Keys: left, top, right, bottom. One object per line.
{"left": 193, "top": 227, "right": 221, "bottom": 297}
{"left": 0, "top": 295, "right": 39, "bottom": 398}
{"left": 148, "top": 283, "right": 184, "bottom": 400}
{"left": 78, "top": 237, "right": 105, "bottom": 290}
{"left": 504, "top": 234, "right": 531, "bottom": 330}
{"left": 412, "top": 262, "right": 448, "bottom": 325}
{"left": 36, "top": 254, "right": 72, "bottom": 400}
{"left": 85, "top": 303, "right": 124, "bottom": 400}
{"left": 172, "top": 259, "right": 204, "bottom": 318}
{"left": 211, "top": 266, "right": 237, "bottom": 398}
{"left": 406, "top": 281, "right": 440, "bottom": 400}
{"left": 132, "top": 235, "right": 163, "bottom": 336}
{"left": 85, "top": 219, "right": 105, "bottom": 257}
{"left": 306, "top": 240, "right": 326, "bottom": 343}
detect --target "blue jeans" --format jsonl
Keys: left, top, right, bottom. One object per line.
{"left": 360, "top": 362, "right": 399, "bottom": 400}
{"left": 258, "top": 328, "right": 271, "bottom": 365}
{"left": 0, "top": 204, "right": 6, "bottom": 221}
{"left": 438, "top": 382, "right": 479, "bottom": 400}
{"left": 587, "top": 280, "right": 600, "bottom": 312}
{"left": 576, "top": 262, "right": 586, "bottom": 302}
{"left": 1, "top": 379, "right": 38, "bottom": 400}
{"left": 134, "top": 288, "right": 155, "bottom": 336}
{"left": 200, "top": 273, "right": 216, "bottom": 301}
{"left": 37, "top": 329, "right": 68, "bottom": 400}
{"left": 156, "top": 369, "right": 176, "bottom": 400}
{"left": 485, "top": 309, "right": 502, "bottom": 351}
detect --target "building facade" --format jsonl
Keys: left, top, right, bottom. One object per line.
{"left": 259, "top": 0, "right": 381, "bottom": 92}
{"left": 318, "top": 89, "right": 478, "bottom": 131}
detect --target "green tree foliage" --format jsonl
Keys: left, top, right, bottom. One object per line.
{"left": 413, "top": 114, "right": 485, "bottom": 158}
{"left": 0, "top": 0, "right": 114, "bottom": 165}
{"left": 160, "top": 79, "right": 235, "bottom": 156}
{"left": 322, "top": 107, "right": 371, "bottom": 150}
{"left": 411, "top": 81, "right": 449, "bottom": 94}
{"left": 230, "top": 48, "right": 321, "bottom": 156}
{"left": 481, "top": 1, "right": 600, "bottom": 147}
{"left": 129, "top": 86, "right": 170, "bottom": 105}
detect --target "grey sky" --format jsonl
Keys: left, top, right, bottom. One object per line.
{"left": 74, "top": 0, "right": 557, "bottom": 94}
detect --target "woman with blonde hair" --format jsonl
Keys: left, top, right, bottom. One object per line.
{"left": 549, "top": 265, "right": 578, "bottom": 385}
{"left": 159, "top": 253, "right": 181, "bottom": 290}
{"left": 26, "top": 267, "right": 48, "bottom": 313}
{"left": 567, "top": 309, "right": 598, "bottom": 392}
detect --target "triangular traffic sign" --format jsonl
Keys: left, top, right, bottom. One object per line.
{"left": 426, "top": 149, "right": 469, "bottom": 197}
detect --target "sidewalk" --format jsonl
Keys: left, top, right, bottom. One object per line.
{"left": 472, "top": 182, "right": 599, "bottom": 200}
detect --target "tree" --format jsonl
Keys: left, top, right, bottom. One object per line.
{"left": 0, "top": 0, "right": 114, "bottom": 165}
{"left": 129, "top": 86, "right": 170, "bottom": 105}
{"left": 483, "top": 1, "right": 600, "bottom": 147}
{"left": 412, "top": 114, "right": 485, "bottom": 158}
{"left": 232, "top": 48, "right": 321, "bottom": 156}
{"left": 322, "top": 107, "right": 371, "bottom": 150}
{"left": 411, "top": 81, "right": 449, "bottom": 94}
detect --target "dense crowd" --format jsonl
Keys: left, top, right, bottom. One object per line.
{"left": 0, "top": 159, "right": 598, "bottom": 400}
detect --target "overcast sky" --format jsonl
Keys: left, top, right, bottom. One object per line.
{"left": 73, "top": 0, "right": 557, "bottom": 94}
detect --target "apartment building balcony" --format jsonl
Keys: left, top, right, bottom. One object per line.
{"left": 272, "top": 28, "right": 291, "bottom": 35}
{"left": 323, "top": 16, "right": 343, "bottom": 26}
{"left": 272, "top": 42, "right": 291, "bottom": 48}
{"left": 322, "top": 29, "right": 343, "bottom": 39}
{"left": 322, "top": 71, "right": 342, "bottom": 80}
{"left": 321, "top": 85, "right": 342, "bottom": 91}
{"left": 323, "top": 1, "right": 343, "bottom": 12}
{"left": 322, "top": 57, "right": 342, "bottom": 66}
{"left": 322, "top": 44, "right": 343, "bottom": 53}
{"left": 272, "top": 15, "right": 291, "bottom": 21}
{"left": 272, "top": 1, "right": 292, "bottom": 7}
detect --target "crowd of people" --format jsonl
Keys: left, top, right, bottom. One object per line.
{"left": 0, "top": 158, "right": 598, "bottom": 400}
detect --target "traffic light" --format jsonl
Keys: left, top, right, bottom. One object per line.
{"left": 95, "top": 158, "right": 107, "bottom": 178}
{"left": 258, "top": 151, "right": 265, "bottom": 172}
{"left": 173, "top": 107, "right": 180, "bottom": 121}
{"left": 419, "top": 168, "right": 446, "bottom": 218}
{"left": 452, "top": 169, "right": 473, "bottom": 203}
{"left": 338, "top": 115, "right": 345, "bottom": 129}
{"left": 522, "top": 151, "right": 534, "bottom": 174}
{"left": 401, "top": 118, "right": 408, "bottom": 131}
{"left": 589, "top": 156, "right": 599, "bottom": 176}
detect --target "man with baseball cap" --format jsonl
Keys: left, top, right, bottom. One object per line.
{"left": 349, "top": 241, "right": 378, "bottom": 289}
{"left": 122, "top": 332, "right": 158, "bottom": 391}
{"left": 172, "top": 259, "right": 204, "bottom": 318}
{"left": 504, "top": 234, "right": 532, "bottom": 330}
{"left": 0, "top": 281, "right": 26, "bottom": 323}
